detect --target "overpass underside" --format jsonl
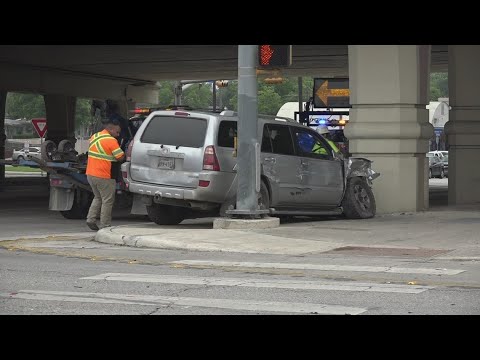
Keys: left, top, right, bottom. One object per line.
{"left": 1, "top": 45, "right": 479, "bottom": 213}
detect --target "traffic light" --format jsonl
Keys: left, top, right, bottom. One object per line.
{"left": 263, "top": 77, "right": 284, "bottom": 84}
{"left": 258, "top": 45, "right": 292, "bottom": 68}
{"left": 215, "top": 80, "right": 229, "bottom": 88}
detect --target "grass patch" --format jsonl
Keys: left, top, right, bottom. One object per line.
{"left": 5, "top": 165, "right": 42, "bottom": 172}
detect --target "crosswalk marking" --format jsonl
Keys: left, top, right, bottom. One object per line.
{"left": 170, "top": 260, "right": 465, "bottom": 275}
{"left": 83, "top": 273, "right": 434, "bottom": 294}
{"left": 1, "top": 290, "right": 367, "bottom": 315}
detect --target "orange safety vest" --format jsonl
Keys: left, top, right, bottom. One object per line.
{"left": 86, "top": 129, "right": 124, "bottom": 179}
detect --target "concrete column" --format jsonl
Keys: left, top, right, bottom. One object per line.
{"left": 115, "top": 98, "right": 131, "bottom": 120}
{"left": 0, "top": 91, "right": 6, "bottom": 190}
{"left": 444, "top": 45, "right": 480, "bottom": 205}
{"left": 345, "top": 45, "right": 434, "bottom": 214}
{"left": 44, "top": 94, "right": 77, "bottom": 145}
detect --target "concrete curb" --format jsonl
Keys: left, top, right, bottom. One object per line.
{"left": 95, "top": 226, "right": 343, "bottom": 255}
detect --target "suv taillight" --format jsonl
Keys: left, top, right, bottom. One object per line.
{"left": 126, "top": 140, "right": 134, "bottom": 162}
{"left": 203, "top": 145, "right": 220, "bottom": 171}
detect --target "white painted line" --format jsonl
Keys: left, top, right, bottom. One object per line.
{"left": 82, "top": 273, "right": 434, "bottom": 294}
{"left": 170, "top": 260, "right": 465, "bottom": 275}
{"left": 1, "top": 290, "right": 366, "bottom": 315}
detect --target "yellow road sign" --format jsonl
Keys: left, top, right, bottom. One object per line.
{"left": 313, "top": 78, "right": 350, "bottom": 108}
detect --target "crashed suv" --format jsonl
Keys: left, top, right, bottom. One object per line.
{"left": 121, "top": 109, "right": 380, "bottom": 225}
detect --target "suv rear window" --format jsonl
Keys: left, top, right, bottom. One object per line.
{"left": 141, "top": 115, "right": 207, "bottom": 148}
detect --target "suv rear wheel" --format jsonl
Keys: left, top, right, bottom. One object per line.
{"left": 342, "top": 177, "right": 376, "bottom": 219}
{"left": 146, "top": 203, "right": 186, "bottom": 225}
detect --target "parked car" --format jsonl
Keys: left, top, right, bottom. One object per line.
{"left": 12, "top": 146, "right": 42, "bottom": 162}
{"left": 427, "top": 150, "right": 448, "bottom": 159}
{"left": 121, "top": 110, "right": 380, "bottom": 225}
{"left": 429, "top": 155, "right": 448, "bottom": 178}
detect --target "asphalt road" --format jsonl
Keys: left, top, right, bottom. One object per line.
{"left": 2, "top": 177, "right": 478, "bottom": 315}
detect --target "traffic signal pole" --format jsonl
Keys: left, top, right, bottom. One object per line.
{"left": 226, "top": 45, "right": 268, "bottom": 219}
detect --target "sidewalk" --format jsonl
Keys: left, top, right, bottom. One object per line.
{"left": 95, "top": 204, "right": 480, "bottom": 258}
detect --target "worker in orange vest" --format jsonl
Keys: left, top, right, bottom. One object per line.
{"left": 85, "top": 119, "right": 125, "bottom": 231}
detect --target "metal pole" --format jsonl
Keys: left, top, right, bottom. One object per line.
{"left": 174, "top": 81, "right": 182, "bottom": 105}
{"left": 219, "top": 87, "right": 223, "bottom": 110}
{"left": 298, "top": 77, "right": 303, "bottom": 120}
{"left": 226, "top": 45, "right": 268, "bottom": 218}
{"left": 212, "top": 82, "right": 217, "bottom": 112}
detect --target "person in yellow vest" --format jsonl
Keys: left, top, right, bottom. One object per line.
{"left": 313, "top": 125, "right": 340, "bottom": 154}
{"left": 85, "top": 119, "right": 125, "bottom": 231}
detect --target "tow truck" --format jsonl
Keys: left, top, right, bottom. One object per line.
{"left": 10, "top": 108, "right": 150, "bottom": 219}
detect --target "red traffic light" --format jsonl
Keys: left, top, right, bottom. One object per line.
{"left": 258, "top": 45, "right": 292, "bottom": 68}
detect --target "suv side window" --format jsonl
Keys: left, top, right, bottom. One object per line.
{"left": 261, "top": 125, "right": 273, "bottom": 153}
{"left": 266, "top": 124, "right": 295, "bottom": 156}
{"left": 292, "top": 127, "right": 332, "bottom": 160}
{"left": 217, "top": 121, "right": 237, "bottom": 148}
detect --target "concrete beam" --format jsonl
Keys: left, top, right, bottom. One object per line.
{"left": 0, "top": 63, "right": 158, "bottom": 103}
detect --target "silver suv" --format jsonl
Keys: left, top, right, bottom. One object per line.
{"left": 121, "top": 110, "right": 379, "bottom": 225}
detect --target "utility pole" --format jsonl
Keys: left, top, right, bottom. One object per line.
{"left": 226, "top": 45, "right": 268, "bottom": 218}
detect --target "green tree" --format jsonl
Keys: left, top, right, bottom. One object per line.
{"left": 430, "top": 72, "right": 448, "bottom": 101}
{"left": 158, "top": 81, "right": 175, "bottom": 106}
{"left": 6, "top": 92, "right": 46, "bottom": 119}
{"left": 183, "top": 83, "right": 212, "bottom": 109}
{"left": 257, "top": 77, "right": 314, "bottom": 104}
{"left": 258, "top": 87, "right": 283, "bottom": 115}
{"left": 75, "top": 98, "right": 93, "bottom": 126}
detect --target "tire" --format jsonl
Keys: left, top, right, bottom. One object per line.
{"left": 146, "top": 203, "right": 186, "bottom": 225}
{"left": 60, "top": 189, "right": 92, "bottom": 219}
{"left": 58, "top": 139, "right": 75, "bottom": 153}
{"left": 17, "top": 155, "right": 24, "bottom": 162}
{"left": 41, "top": 140, "right": 57, "bottom": 161}
{"left": 439, "top": 168, "right": 445, "bottom": 179}
{"left": 429, "top": 169, "right": 432, "bottom": 179}
{"left": 258, "top": 181, "right": 270, "bottom": 211}
{"left": 342, "top": 177, "right": 376, "bottom": 219}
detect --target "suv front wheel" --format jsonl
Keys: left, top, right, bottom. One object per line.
{"left": 146, "top": 203, "right": 186, "bottom": 225}
{"left": 342, "top": 177, "right": 376, "bottom": 219}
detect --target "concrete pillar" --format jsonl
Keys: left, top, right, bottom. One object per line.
{"left": 44, "top": 94, "right": 77, "bottom": 145}
{"left": 117, "top": 98, "right": 131, "bottom": 120}
{"left": 0, "top": 91, "right": 6, "bottom": 190}
{"left": 444, "top": 45, "right": 480, "bottom": 205}
{"left": 345, "top": 45, "right": 434, "bottom": 214}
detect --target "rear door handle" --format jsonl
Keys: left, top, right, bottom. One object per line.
{"left": 264, "top": 157, "right": 276, "bottom": 164}
{"left": 301, "top": 159, "right": 309, "bottom": 166}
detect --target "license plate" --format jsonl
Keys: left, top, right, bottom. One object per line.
{"left": 157, "top": 157, "right": 175, "bottom": 169}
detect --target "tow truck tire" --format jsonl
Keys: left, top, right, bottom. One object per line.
{"left": 60, "top": 189, "right": 92, "bottom": 219}
{"left": 342, "top": 177, "right": 376, "bottom": 219}
{"left": 41, "top": 140, "right": 57, "bottom": 161}
{"left": 58, "top": 139, "right": 75, "bottom": 153}
{"left": 146, "top": 204, "right": 185, "bottom": 225}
